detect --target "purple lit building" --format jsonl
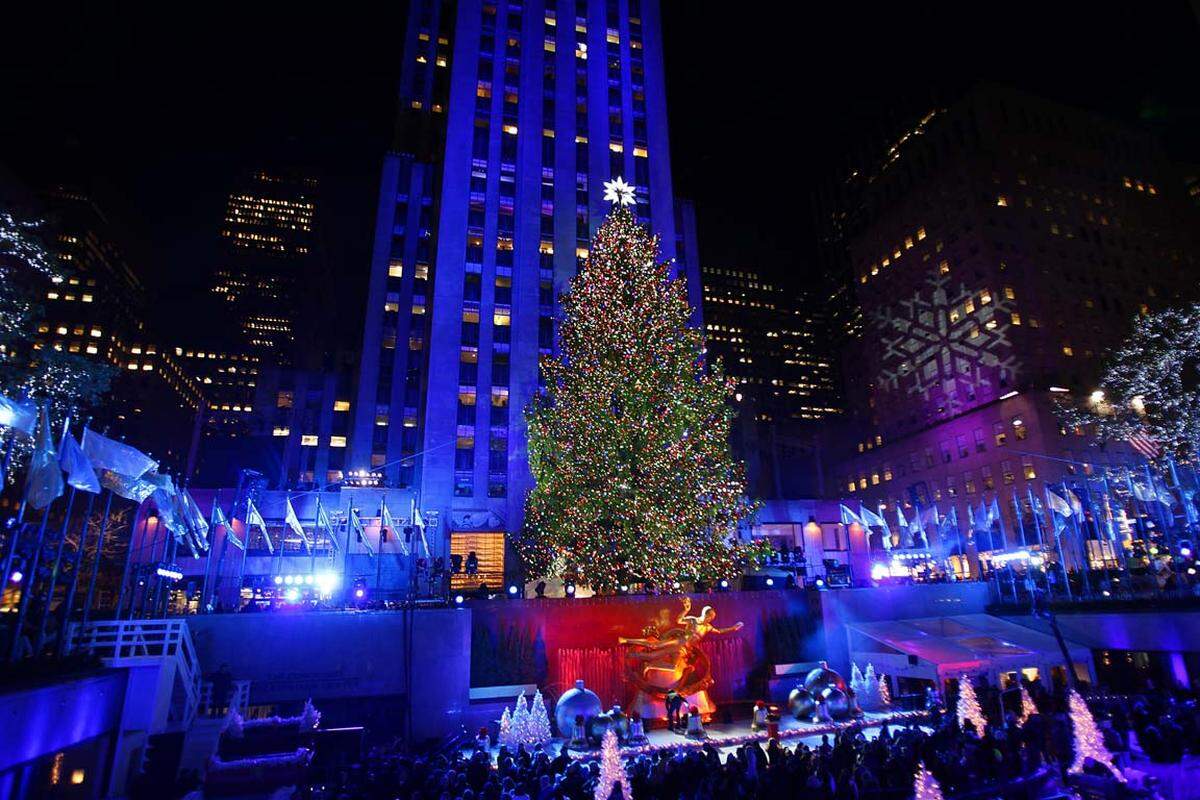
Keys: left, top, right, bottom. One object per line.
{"left": 349, "top": 0, "right": 693, "bottom": 557}
{"left": 831, "top": 86, "right": 1200, "bottom": 567}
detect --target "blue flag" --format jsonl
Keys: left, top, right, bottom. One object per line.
{"left": 81, "top": 427, "right": 156, "bottom": 480}
{"left": 0, "top": 393, "right": 37, "bottom": 436}
{"left": 59, "top": 432, "right": 100, "bottom": 493}
{"left": 23, "top": 405, "right": 63, "bottom": 510}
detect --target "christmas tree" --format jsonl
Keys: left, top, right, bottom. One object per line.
{"left": 593, "top": 728, "right": 630, "bottom": 800}
{"left": 912, "top": 761, "right": 943, "bottom": 800}
{"left": 1053, "top": 302, "right": 1200, "bottom": 460}
{"left": 877, "top": 674, "right": 891, "bottom": 706}
{"left": 528, "top": 690, "right": 553, "bottom": 745}
{"left": 0, "top": 210, "right": 114, "bottom": 476}
{"left": 1068, "top": 689, "right": 1124, "bottom": 782}
{"left": 863, "top": 663, "right": 880, "bottom": 710}
{"left": 518, "top": 197, "right": 762, "bottom": 593}
{"left": 499, "top": 707, "right": 512, "bottom": 747}
{"left": 512, "top": 692, "right": 530, "bottom": 744}
{"left": 1019, "top": 685, "right": 1037, "bottom": 723}
{"left": 956, "top": 674, "right": 986, "bottom": 734}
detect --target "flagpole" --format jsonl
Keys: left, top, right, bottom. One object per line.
{"left": 1044, "top": 484, "right": 1072, "bottom": 602}
{"left": 1012, "top": 491, "right": 1027, "bottom": 548}
{"left": 33, "top": 484, "right": 79, "bottom": 654}
{"left": 199, "top": 494, "right": 217, "bottom": 613}
{"left": 7, "top": 506, "right": 52, "bottom": 662}
{"left": 309, "top": 497, "right": 320, "bottom": 576}
{"left": 57, "top": 489, "right": 98, "bottom": 655}
{"left": 81, "top": 491, "right": 114, "bottom": 626}
{"left": 1063, "top": 481, "right": 1093, "bottom": 599}
{"left": 115, "top": 502, "right": 147, "bottom": 621}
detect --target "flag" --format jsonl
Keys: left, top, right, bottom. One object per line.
{"left": 859, "top": 504, "right": 891, "bottom": 549}
{"left": 315, "top": 499, "right": 338, "bottom": 552}
{"left": 1065, "top": 488, "right": 1084, "bottom": 517}
{"left": 1045, "top": 487, "right": 1070, "bottom": 534}
{"left": 380, "top": 501, "right": 408, "bottom": 555}
{"left": 81, "top": 427, "right": 156, "bottom": 480}
{"left": 23, "top": 405, "right": 63, "bottom": 509}
{"left": 284, "top": 496, "right": 311, "bottom": 553}
{"left": 1127, "top": 429, "right": 1160, "bottom": 460}
{"left": 350, "top": 508, "right": 373, "bottom": 556}
{"left": 839, "top": 504, "right": 863, "bottom": 526}
{"left": 896, "top": 505, "right": 912, "bottom": 547}
{"left": 212, "top": 500, "right": 243, "bottom": 550}
{"left": 1130, "top": 481, "right": 1153, "bottom": 503}
{"left": 180, "top": 490, "right": 210, "bottom": 551}
{"left": 411, "top": 499, "right": 430, "bottom": 558}
{"left": 1045, "top": 488, "right": 1072, "bottom": 518}
{"left": 0, "top": 393, "right": 37, "bottom": 436}
{"left": 101, "top": 470, "right": 158, "bottom": 502}
{"left": 246, "top": 499, "right": 272, "bottom": 554}
{"left": 988, "top": 497, "right": 1003, "bottom": 527}
{"left": 59, "top": 432, "right": 100, "bottom": 493}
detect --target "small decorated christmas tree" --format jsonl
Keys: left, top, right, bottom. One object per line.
{"left": 850, "top": 663, "right": 865, "bottom": 698}
{"left": 529, "top": 690, "right": 553, "bottom": 745}
{"left": 912, "top": 761, "right": 944, "bottom": 800}
{"left": 512, "top": 692, "right": 530, "bottom": 745}
{"left": 863, "top": 663, "right": 881, "bottom": 710}
{"left": 499, "top": 707, "right": 513, "bottom": 747}
{"left": 594, "top": 728, "right": 630, "bottom": 800}
{"left": 956, "top": 674, "right": 986, "bottom": 734}
{"left": 300, "top": 698, "right": 321, "bottom": 730}
{"left": 1019, "top": 685, "right": 1037, "bottom": 723}
{"left": 877, "top": 674, "right": 891, "bottom": 706}
{"left": 1068, "top": 689, "right": 1124, "bottom": 782}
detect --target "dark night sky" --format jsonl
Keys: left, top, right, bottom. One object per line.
{"left": 3, "top": 2, "right": 1199, "bottom": 341}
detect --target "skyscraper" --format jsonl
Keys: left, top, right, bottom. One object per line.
{"left": 212, "top": 169, "right": 319, "bottom": 358}
{"left": 831, "top": 85, "right": 1200, "bottom": 541}
{"left": 700, "top": 266, "right": 841, "bottom": 497}
{"left": 351, "top": 0, "right": 689, "bottom": 549}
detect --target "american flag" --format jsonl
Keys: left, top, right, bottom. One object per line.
{"left": 1128, "top": 429, "right": 1160, "bottom": 460}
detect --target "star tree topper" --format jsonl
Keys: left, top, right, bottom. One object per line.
{"left": 602, "top": 175, "right": 636, "bottom": 206}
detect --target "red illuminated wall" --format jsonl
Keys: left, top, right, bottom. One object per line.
{"left": 469, "top": 591, "right": 822, "bottom": 708}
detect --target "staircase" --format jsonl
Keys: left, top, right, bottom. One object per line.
{"left": 177, "top": 717, "right": 226, "bottom": 777}
{"left": 66, "top": 618, "right": 203, "bottom": 731}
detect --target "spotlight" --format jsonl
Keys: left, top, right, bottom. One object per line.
{"left": 507, "top": 584, "right": 519, "bottom": 596}
{"left": 870, "top": 563, "right": 889, "bottom": 582}
{"left": 1181, "top": 547, "right": 1193, "bottom": 558}
{"left": 284, "top": 575, "right": 294, "bottom": 585}
{"left": 304, "top": 574, "right": 314, "bottom": 585}
{"left": 565, "top": 583, "right": 576, "bottom": 597}
{"left": 354, "top": 588, "right": 365, "bottom": 599}
{"left": 815, "top": 578, "right": 825, "bottom": 589}
{"left": 718, "top": 579, "right": 729, "bottom": 590}
{"left": 274, "top": 575, "right": 283, "bottom": 585}
{"left": 454, "top": 594, "right": 465, "bottom": 605}
{"left": 10, "top": 570, "right": 22, "bottom": 584}
{"left": 765, "top": 577, "right": 774, "bottom": 587}
{"left": 285, "top": 587, "right": 300, "bottom": 602}
{"left": 619, "top": 584, "right": 629, "bottom": 594}
{"left": 672, "top": 580, "right": 681, "bottom": 590}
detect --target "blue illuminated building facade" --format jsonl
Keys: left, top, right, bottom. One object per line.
{"left": 350, "top": 0, "right": 693, "bottom": 546}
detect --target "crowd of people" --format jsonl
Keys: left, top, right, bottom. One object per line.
{"left": 288, "top": 679, "right": 1199, "bottom": 800}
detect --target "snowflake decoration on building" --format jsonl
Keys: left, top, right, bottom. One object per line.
{"left": 872, "top": 271, "right": 1020, "bottom": 416}
{"left": 602, "top": 176, "right": 637, "bottom": 206}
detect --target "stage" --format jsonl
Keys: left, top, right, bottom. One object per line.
{"left": 469, "top": 709, "right": 930, "bottom": 761}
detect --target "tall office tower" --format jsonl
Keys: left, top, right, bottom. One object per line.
{"left": 212, "top": 169, "right": 320, "bottom": 360}
{"left": 833, "top": 85, "right": 1199, "bottom": 539}
{"left": 351, "top": 0, "right": 688, "bottom": 551}
{"left": 700, "top": 266, "right": 841, "bottom": 497}
{"left": 34, "top": 185, "right": 206, "bottom": 472}
{"left": 200, "top": 169, "right": 321, "bottom": 437}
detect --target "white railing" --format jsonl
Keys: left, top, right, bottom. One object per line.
{"left": 67, "top": 618, "right": 202, "bottom": 729}
{"left": 198, "top": 679, "right": 252, "bottom": 718}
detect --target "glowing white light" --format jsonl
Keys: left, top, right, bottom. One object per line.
{"left": 602, "top": 176, "right": 636, "bottom": 206}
